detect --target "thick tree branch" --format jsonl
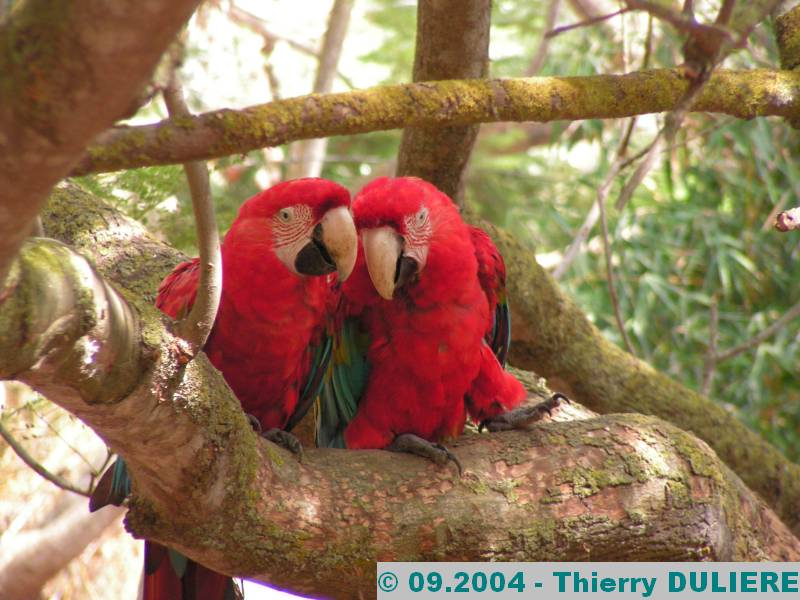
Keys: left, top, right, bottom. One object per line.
{"left": 1, "top": 184, "right": 797, "bottom": 598}
{"left": 478, "top": 221, "right": 800, "bottom": 536}
{"left": 395, "top": 0, "right": 491, "bottom": 202}
{"left": 0, "top": 0, "right": 201, "bottom": 281}
{"left": 71, "top": 68, "right": 800, "bottom": 176}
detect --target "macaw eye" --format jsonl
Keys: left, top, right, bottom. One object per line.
{"left": 278, "top": 207, "right": 295, "bottom": 223}
{"left": 416, "top": 207, "right": 428, "bottom": 224}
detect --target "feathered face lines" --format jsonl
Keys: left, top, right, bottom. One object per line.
{"left": 231, "top": 178, "right": 357, "bottom": 281}
{"left": 354, "top": 177, "right": 451, "bottom": 300}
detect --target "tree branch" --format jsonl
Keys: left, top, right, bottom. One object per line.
{"left": 0, "top": 420, "right": 91, "bottom": 497}
{"left": 70, "top": 68, "right": 800, "bottom": 176}
{"left": 163, "top": 74, "right": 222, "bottom": 353}
{"left": 2, "top": 184, "right": 798, "bottom": 598}
{"left": 0, "top": 0, "right": 202, "bottom": 281}
{"left": 478, "top": 221, "right": 800, "bottom": 535}
{"left": 395, "top": 0, "right": 491, "bottom": 203}
{"left": 0, "top": 494, "right": 124, "bottom": 600}
{"left": 287, "top": 0, "right": 355, "bottom": 179}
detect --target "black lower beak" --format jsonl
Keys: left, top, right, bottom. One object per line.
{"left": 394, "top": 255, "right": 418, "bottom": 290}
{"left": 295, "top": 225, "right": 336, "bottom": 276}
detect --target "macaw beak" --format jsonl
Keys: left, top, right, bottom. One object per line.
{"left": 294, "top": 206, "right": 357, "bottom": 280}
{"left": 361, "top": 226, "right": 418, "bottom": 300}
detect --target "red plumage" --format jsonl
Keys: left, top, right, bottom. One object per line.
{"left": 341, "top": 177, "right": 525, "bottom": 449}
{"left": 157, "top": 178, "right": 349, "bottom": 430}
{"left": 147, "top": 178, "right": 352, "bottom": 600}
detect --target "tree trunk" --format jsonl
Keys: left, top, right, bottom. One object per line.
{"left": 395, "top": 0, "right": 491, "bottom": 203}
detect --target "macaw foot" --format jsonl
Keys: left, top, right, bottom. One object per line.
{"left": 480, "top": 393, "right": 570, "bottom": 432}
{"left": 388, "top": 433, "right": 463, "bottom": 476}
{"left": 246, "top": 414, "right": 304, "bottom": 457}
{"left": 262, "top": 428, "right": 304, "bottom": 457}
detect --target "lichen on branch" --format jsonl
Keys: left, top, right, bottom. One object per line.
{"left": 72, "top": 68, "right": 800, "bottom": 175}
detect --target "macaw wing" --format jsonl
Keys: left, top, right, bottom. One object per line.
{"left": 469, "top": 225, "right": 511, "bottom": 367}
{"left": 315, "top": 315, "right": 370, "bottom": 448}
{"left": 155, "top": 258, "right": 201, "bottom": 320}
{"left": 283, "top": 332, "right": 333, "bottom": 432}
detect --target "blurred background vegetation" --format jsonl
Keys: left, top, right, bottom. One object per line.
{"left": 3, "top": 0, "right": 798, "bottom": 596}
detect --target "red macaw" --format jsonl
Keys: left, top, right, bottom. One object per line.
{"left": 90, "top": 178, "right": 357, "bottom": 600}
{"left": 316, "top": 176, "right": 533, "bottom": 466}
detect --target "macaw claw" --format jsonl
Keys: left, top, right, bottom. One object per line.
{"left": 388, "top": 433, "right": 463, "bottom": 476}
{"left": 262, "top": 428, "right": 304, "bottom": 457}
{"left": 480, "top": 392, "right": 570, "bottom": 432}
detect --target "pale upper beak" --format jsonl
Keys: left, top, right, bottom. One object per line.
{"left": 361, "top": 226, "right": 418, "bottom": 300}
{"left": 293, "top": 206, "right": 357, "bottom": 281}
{"left": 319, "top": 206, "right": 357, "bottom": 281}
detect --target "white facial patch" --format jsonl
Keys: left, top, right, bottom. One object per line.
{"left": 403, "top": 206, "right": 432, "bottom": 270}
{"left": 272, "top": 204, "right": 314, "bottom": 274}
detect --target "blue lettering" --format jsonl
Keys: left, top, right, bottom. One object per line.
{"left": 690, "top": 572, "right": 707, "bottom": 592}
{"left": 599, "top": 578, "right": 615, "bottom": 592}
{"left": 741, "top": 572, "right": 756, "bottom": 592}
{"left": 552, "top": 571, "right": 569, "bottom": 593}
{"left": 670, "top": 572, "right": 686, "bottom": 592}
{"left": 762, "top": 572, "right": 778, "bottom": 592}
{"left": 782, "top": 572, "right": 798, "bottom": 593}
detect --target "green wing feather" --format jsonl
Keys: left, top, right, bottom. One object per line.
{"left": 316, "top": 317, "right": 370, "bottom": 448}
{"left": 489, "top": 290, "right": 511, "bottom": 367}
{"left": 284, "top": 333, "right": 333, "bottom": 432}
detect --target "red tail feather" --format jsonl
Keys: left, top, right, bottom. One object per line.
{"left": 143, "top": 541, "right": 239, "bottom": 600}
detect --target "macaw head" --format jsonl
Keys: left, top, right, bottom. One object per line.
{"left": 231, "top": 178, "right": 357, "bottom": 281}
{"left": 351, "top": 176, "right": 469, "bottom": 300}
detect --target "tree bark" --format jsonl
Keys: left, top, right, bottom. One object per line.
{"left": 0, "top": 0, "right": 201, "bottom": 280}
{"left": 395, "top": 0, "right": 491, "bottom": 203}
{"left": 70, "top": 68, "right": 800, "bottom": 175}
{"left": 2, "top": 185, "right": 799, "bottom": 599}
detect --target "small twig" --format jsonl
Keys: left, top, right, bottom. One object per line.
{"left": 714, "top": 301, "right": 800, "bottom": 363}
{"left": 527, "top": 0, "right": 561, "bottom": 75}
{"left": 0, "top": 420, "right": 91, "bottom": 497}
{"left": 546, "top": 7, "right": 628, "bottom": 38}
{"left": 624, "top": 0, "right": 732, "bottom": 44}
{"left": 228, "top": 2, "right": 355, "bottom": 90}
{"left": 28, "top": 403, "right": 96, "bottom": 471}
{"left": 553, "top": 15, "right": 652, "bottom": 280}
{"left": 598, "top": 168, "right": 636, "bottom": 355}
{"left": 163, "top": 74, "right": 222, "bottom": 353}
{"left": 701, "top": 297, "right": 719, "bottom": 395}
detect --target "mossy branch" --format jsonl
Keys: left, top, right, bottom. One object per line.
{"left": 1, "top": 184, "right": 798, "bottom": 598}
{"left": 0, "top": 0, "right": 201, "bottom": 281}
{"left": 72, "top": 68, "right": 800, "bottom": 175}
{"left": 477, "top": 220, "right": 800, "bottom": 537}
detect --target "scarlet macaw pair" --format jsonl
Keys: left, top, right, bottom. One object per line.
{"left": 92, "top": 176, "right": 548, "bottom": 599}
